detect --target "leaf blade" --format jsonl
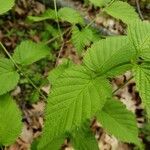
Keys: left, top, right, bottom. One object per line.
{"left": 0, "top": 94, "right": 23, "bottom": 146}
{"left": 13, "top": 41, "right": 50, "bottom": 66}
{"left": 0, "top": 0, "right": 15, "bottom": 15}
{"left": 83, "top": 36, "right": 135, "bottom": 77}
{"left": 38, "top": 66, "right": 111, "bottom": 149}
{"left": 0, "top": 58, "right": 19, "bottom": 95}
{"left": 58, "top": 7, "right": 84, "bottom": 24}
{"left": 97, "top": 99, "right": 140, "bottom": 145}
{"left": 104, "top": 1, "right": 139, "bottom": 24}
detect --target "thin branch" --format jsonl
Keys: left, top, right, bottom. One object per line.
{"left": 135, "top": 0, "right": 144, "bottom": 20}
{"left": 55, "top": 42, "right": 65, "bottom": 66}
{"left": 112, "top": 76, "right": 134, "bottom": 94}
{"left": 45, "top": 27, "right": 71, "bottom": 45}
{"left": 0, "top": 43, "right": 47, "bottom": 100}
{"left": 54, "top": 0, "right": 63, "bottom": 42}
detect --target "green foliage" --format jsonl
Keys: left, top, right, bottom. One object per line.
{"left": 1, "top": 0, "right": 150, "bottom": 149}
{"left": 83, "top": 36, "right": 134, "bottom": 77}
{"left": 58, "top": 7, "right": 84, "bottom": 24}
{"left": 133, "top": 63, "right": 150, "bottom": 117}
{"left": 104, "top": 1, "right": 139, "bottom": 24}
{"left": 71, "top": 121, "right": 99, "bottom": 150}
{"left": 128, "top": 21, "right": 150, "bottom": 53}
{"left": 28, "top": 9, "right": 56, "bottom": 22}
{"left": 89, "top": 0, "right": 111, "bottom": 7}
{"left": 0, "top": 58, "right": 19, "bottom": 95}
{"left": 71, "top": 26, "right": 100, "bottom": 54}
{"left": 48, "top": 59, "right": 74, "bottom": 85}
{"left": 38, "top": 66, "right": 112, "bottom": 149}
{"left": 0, "top": 0, "right": 15, "bottom": 15}
{"left": 97, "top": 99, "right": 140, "bottom": 145}
{"left": 0, "top": 94, "right": 22, "bottom": 146}
{"left": 13, "top": 41, "right": 50, "bottom": 66}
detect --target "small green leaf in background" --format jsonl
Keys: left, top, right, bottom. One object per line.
{"left": 104, "top": 1, "right": 139, "bottom": 24}
{"left": 0, "top": 58, "right": 19, "bottom": 95}
{"left": 71, "top": 26, "right": 100, "bottom": 54}
{"left": 89, "top": 0, "right": 111, "bottom": 7}
{"left": 97, "top": 99, "right": 140, "bottom": 145}
{"left": 38, "top": 66, "right": 112, "bottom": 149}
{"left": 13, "top": 41, "right": 50, "bottom": 66}
{"left": 83, "top": 36, "right": 134, "bottom": 77}
{"left": 0, "top": 0, "right": 15, "bottom": 15}
{"left": 0, "top": 94, "right": 23, "bottom": 146}
{"left": 29, "top": 90, "right": 40, "bottom": 104}
{"left": 48, "top": 59, "right": 74, "bottom": 85}
{"left": 58, "top": 7, "right": 84, "bottom": 24}
{"left": 71, "top": 121, "right": 99, "bottom": 150}
{"left": 28, "top": 9, "right": 56, "bottom": 22}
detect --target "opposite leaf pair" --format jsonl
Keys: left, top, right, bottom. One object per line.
{"left": 38, "top": 21, "right": 150, "bottom": 149}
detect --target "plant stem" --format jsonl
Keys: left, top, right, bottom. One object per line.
{"left": 135, "top": 0, "right": 144, "bottom": 20}
{"left": 53, "top": 0, "right": 63, "bottom": 42}
{"left": 0, "top": 42, "right": 47, "bottom": 100}
{"left": 112, "top": 76, "right": 134, "bottom": 94}
{"left": 45, "top": 27, "right": 71, "bottom": 45}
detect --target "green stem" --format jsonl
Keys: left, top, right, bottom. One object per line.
{"left": 53, "top": 0, "right": 63, "bottom": 42}
{"left": 0, "top": 42, "right": 47, "bottom": 100}
{"left": 112, "top": 76, "right": 134, "bottom": 94}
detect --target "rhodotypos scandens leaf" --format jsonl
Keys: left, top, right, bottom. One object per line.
{"left": 48, "top": 59, "right": 74, "bottom": 85}
{"left": 83, "top": 36, "right": 135, "bottom": 77}
{"left": 38, "top": 66, "right": 112, "bottom": 149}
{"left": 13, "top": 41, "right": 50, "bottom": 66}
{"left": 71, "top": 26, "right": 100, "bottom": 54}
{"left": 104, "top": 1, "right": 139, "bottom": 24}
{"left": 89, "top": 0, "right": 111, "bottom": 7}
{"left": 0, "top": 94, "right": 22, "bottom": 146}
{"left": 0, "top": 58, "right": 19, "bottom": 95}
{"left": 0, "top": 0, "right": 15, "bottom": 15}
{"left": 128, "top": 21, "right": 150, "bottom": 53}
{"left": 28, "top": 9, "right": 56, "bottom": 22}
{"left": 71, "top": 121, "right": 99, "bottom": 150}
{"left": 97, "top": 99, "right": 140, "bottom": 145}
{"left": 133, "top": 63, "right": 150, "bottom": 117}
{"left": 58, "top": 7, "right": 84, "bottom": 24}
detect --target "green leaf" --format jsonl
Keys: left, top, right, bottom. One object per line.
{"left": 37, "top": 136, "right": 65, "bottom": 150}
{"left": 71, "top": 121, "right": 99, "bottom": 150}
{"left": 89, "top": 0, "right": 111, "bottom": 7}
{"left": 48, "top": 59, "right": 74, "bottom": 85}
{"left": 71, "top": 26, "right": 100, "bottom": 54}
{"left": 0, "top": 0, "right": 15, "bottom": 15}
{"left": 28, "top": 9, "right": 56, "bottom": 22}
{"left": 83, "top": 36, "right": 135, "bottom": 77}
{"left": 0, "top": 94, "right": 23, "bottom": 146}
{"left": 133, "top": 63, "right": 150, "bottom": 117}
{"left": 38, "top": 66, "right": 111, "bottom": 149}
{"left": 128, "top": 21, "right": 150, "bottom": 53}
{"left": 58, "top": 7, "right": 84, "bottom": 24}
{"left": 97, "top": 99, "right": 140, "bottom": 145}
{"left": 0, "top": 58, "right": 19, "bottom": 95}
{"left": 104, "top": 1, "right": 139, "bottom": 24}
{"left": 13, "top": 41, "right": 50, "bottom": 66}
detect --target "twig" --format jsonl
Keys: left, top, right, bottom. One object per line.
{"left": 45, "top": 27, "right": 71, "bottom": 45}
{"left": 55, "top": 42, "right": 65, "bottom": 66}
{"left": 112, "top": 76, "right": 134, "bottom": 94}
{"left": 53, "top": 0, "right": 63, "bottom": 42}
{"left": 0, "top": 43, "right": 47, "bottom": 100}
{"left": 135, "top": 0, "right": 144, "bottom": 20}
